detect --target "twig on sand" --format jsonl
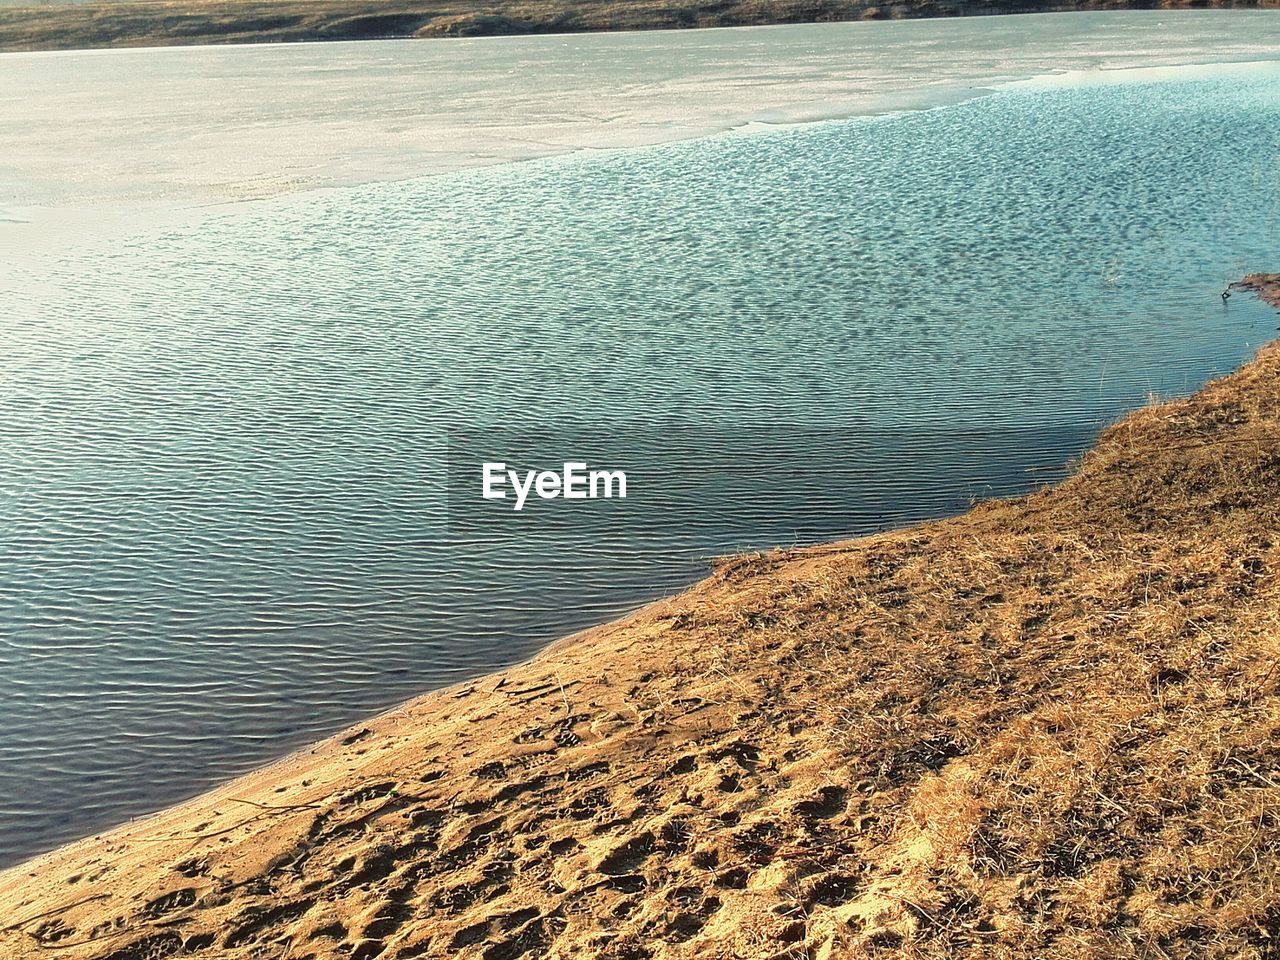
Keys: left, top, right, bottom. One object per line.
{"left": 1254, "top": 659, "right": 1280, "bottom": 699}
{"left": 555, "top": 673, "right": 573, "bottom": 714}
{"left": 1, "top": 893, "right": 111, "bottom": 933}
{"left": 225, "top": 797, "right": 323, "bottom": 812}
{"left": 132, "top": 799, "right": 322, "bottom": 845}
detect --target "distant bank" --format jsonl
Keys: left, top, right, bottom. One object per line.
{"left": 0, "top": 0, "right": 1276, "bottom": 52}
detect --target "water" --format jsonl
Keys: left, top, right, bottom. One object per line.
{"left": 5, "top": 12, "right": 1280, "bottom": 220}
{"left": 2, "top": 60, "right": 1279, "bottom": 868}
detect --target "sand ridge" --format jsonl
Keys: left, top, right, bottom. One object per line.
{"left": 1, "top": 280, "right": 1279, "bottom": 957}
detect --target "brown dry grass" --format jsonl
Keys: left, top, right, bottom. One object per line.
{"left": 1, "top": 0, "right": 1277, "bottom": 52}
{"left": 0, "top": 280, "right": 1278, "bottom": 958}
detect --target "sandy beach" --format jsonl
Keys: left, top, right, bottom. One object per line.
{"left": 1, "top": 276, "right": 1277, "bottom": 958}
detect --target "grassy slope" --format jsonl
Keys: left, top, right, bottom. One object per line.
{"left": 0, "top": 0, "right": 1277, "bottom": 52}
{"left": 0, "top": 278, "right": 1277, "bottom": 958}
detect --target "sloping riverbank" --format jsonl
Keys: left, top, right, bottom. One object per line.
{"left": 1, "top": 278, "right": 1278, "bottom": 957}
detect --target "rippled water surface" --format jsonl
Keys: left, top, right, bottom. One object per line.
{"left": 2, "top": 62, "right": 1279, "bottom": 866}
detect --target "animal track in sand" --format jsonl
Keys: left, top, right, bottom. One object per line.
{"left": 223, "top": 899, "right": 314, "bottom": 948}
{"left": 597, "top": 833, "right": 658, "bottom": 876}
{"left": 139, "top": 887, "right": 196, "bottom": 919}
{"left": 793, "top": 785, "right": 848, "bottom": 822}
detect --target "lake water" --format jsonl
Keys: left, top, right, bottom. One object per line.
{"left": 2, "top": 43, "right": 1279, "bottom": 867}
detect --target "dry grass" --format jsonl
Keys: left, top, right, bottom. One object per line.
{"left": 0, "top": 280, "right": 1278, "bottom": 958}
{"left": 0, "top": 0, "right": 1276, "bottom": 52}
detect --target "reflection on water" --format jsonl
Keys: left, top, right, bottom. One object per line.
{"left": 1, "top": 65, "right": 1278, "bottom": 866}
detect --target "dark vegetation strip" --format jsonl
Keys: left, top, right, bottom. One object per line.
{"left": 1, "top": 0, "right": 1276, "bottom": 53}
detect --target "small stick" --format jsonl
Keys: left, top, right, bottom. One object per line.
{"left": 1, "top": 893, "right": 111, "bottom": 933}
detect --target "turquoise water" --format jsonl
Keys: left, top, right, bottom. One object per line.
{"left": 1, "top": 64, "right": 1278, "bottom": 866}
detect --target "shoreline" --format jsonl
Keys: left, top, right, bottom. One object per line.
{"left": 5, "top": 40, "right": 1280, "bottom": 272}
{"left": 1, "top": 0, "right": 1278, "bottom": 53}
{"left": 2, "top": 276, "right": 1278, "bottom": 957}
